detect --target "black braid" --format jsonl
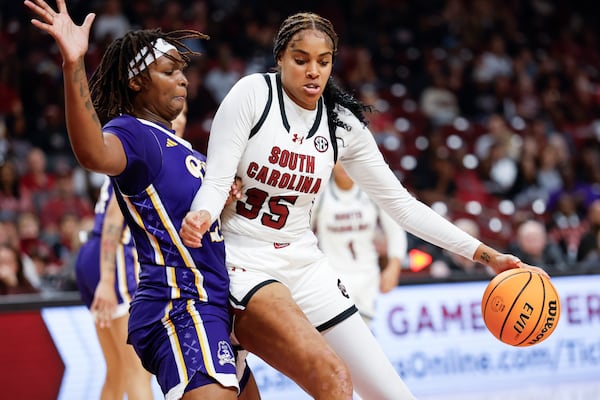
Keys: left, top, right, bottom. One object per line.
{"left": 273, "top": 12, "right": 371, "bottom": 131}
{"left": 323, "top": 77, "right": 372, "bottom": 130}
{"left": 89, "top": 28, "right": 209, "bottom": 121}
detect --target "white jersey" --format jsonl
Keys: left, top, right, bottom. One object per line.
{"left": 192, "top": 72, "right": 481, "bottom": 260}
{"left": 312, "top": 181, "right": 407, "bottom": 317}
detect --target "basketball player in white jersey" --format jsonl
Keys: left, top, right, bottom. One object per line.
{"left": 180, "top": 11, "right": 548, "bottom": 400}
{"left": 311, "top": 162, "right": 406, "bottom": 325}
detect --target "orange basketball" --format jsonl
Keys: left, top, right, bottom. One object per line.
{"left": 481, "top": 268, "right": 560, "bottom": 347}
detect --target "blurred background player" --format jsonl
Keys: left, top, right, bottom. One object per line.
{"left": 74, "top": 176, "right": 152, "bottom": 400}
{"left": 311, "top": 162, "right": 406, "bottom": 325}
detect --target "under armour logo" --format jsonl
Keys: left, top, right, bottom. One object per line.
{"left": 292, "top": 133, "right": 304, "bottom": 144}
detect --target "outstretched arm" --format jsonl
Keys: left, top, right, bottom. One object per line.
{"left": 24, "top": 0, "right": 126, "bottom": 175}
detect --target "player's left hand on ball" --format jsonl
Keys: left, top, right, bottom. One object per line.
{"left": 180, "top": 210, "right": 211, "bottom": 248}
{"left": 493, "top": 253, "right": 551, "bottom": 280}
{"left": 518, "top": 263, "right": 551, "bottom": 279}
{"left": 489, "top": 253, "right": 522, "bottom": 274}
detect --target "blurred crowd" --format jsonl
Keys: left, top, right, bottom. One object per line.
{"left": 1, "top": 0, "right": 599, "bottom": 294}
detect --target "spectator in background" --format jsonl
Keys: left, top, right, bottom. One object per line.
{"left": 18, "top": 147, "right": 56, "bottom": 212}
{"left": 548, "top": 192, "right": 587, "bottom": 263}
{"left": 537, "top": 142, "right": 564, "bottom": 200}
{"left": 343, "top": 46, "right": 379, "bottom": 92}
{"left": 157, "top": 0, "right": 185, "bottom": 31}
{"left": 578, "top": 230, "right": 600, "bottom": 272}
{"left": 0, "top": 160, "right": 33, "bottom": 220}
{"left": 39, "top": 168, "right": 93, "bottom": 239}
{"left": 0, "top": 217, "right": 41, "bottom": 289}
{"left": 180, "top": 0, "right": 209, "bottom": 53}
{"left": 48, "top": 212, "right": 85, "bottom": 289}
{"left": 410, "top": 129, "right": 457, "bottom": 206}
{"left": 0, "top": 243, "right": 39, "bottom": 295}
{"left": 513, "top": 71, "right": 541, "bottom": 120}
{"left": 508, "top": 135, "right": 544, "bottom": 209}
{"left": 577, "top": 199, "right": 600, "bottom": 263}
{"left": 475, "top": 114, "right": 521, "bottom": 197}
{"left": 0, "top": 218, "right": 19, "bottom": 249}
{"left": 475, "top": 113, "right": 521, "bottom": 162}
{"left": 30, "top": 104, "right": 75, "bottom": 169}
{"left": 184, "top": 61, "right": 218, "bottom": 153}
{"left": 0, "top": 61, "right": 27, "bottom": 150}
{"left": 92, "top": 0, "right": 131, "bottom": 43}
{"left": 204, "top": 42, "right": 243, "bottom": 103}
{"left": 419, "top": 61, "right": 460, "bottom": 126}
{"left": 509, "top": 220, "right": 567, "bottom": 271}
{"left": 472, "top": 34, "right": 513, "bottom": 86}
{"left": 240, "top": 19, "right": 277, "bottom": 75}
{"left": 16, "top": 210, "right": 64, "bottom": 291}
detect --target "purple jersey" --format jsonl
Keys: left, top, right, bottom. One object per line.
{"left": 102, "top": 115, "right": 238, "bottom": 395}
{"left": 103, "top": 115, "right": 230, "bottom": 327}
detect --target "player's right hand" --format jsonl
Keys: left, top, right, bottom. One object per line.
{"left": 180, "top": 210, "right": 211, "bottom": 247}
{"left": 91, "top": 280, "right": 117, "bottom": 328}
{"left": 24, "top": 0, "right": 95, "bottom": 65}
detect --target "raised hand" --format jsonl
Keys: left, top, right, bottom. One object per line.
{"left": 24, "top": 0, "right": 95, "bottom": 65}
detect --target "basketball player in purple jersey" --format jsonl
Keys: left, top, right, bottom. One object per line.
{"left": 75, "top": 176, "right": 153, "bottom": 399}
{"left": 25, "top": 1, "right": 259, "bottom": 399}
{"left": 180, "top": 11, "right": 548, "bottom": 400}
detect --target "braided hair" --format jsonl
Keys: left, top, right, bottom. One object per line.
{"left": 89, "top": 28, "right": 208, "bottom": 121}
{"left": 273, "top": 12, "right": 371, "bottom": 131}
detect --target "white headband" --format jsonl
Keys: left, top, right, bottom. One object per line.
{"left": 128, "top": 38, "right": 178, "bottom": 79}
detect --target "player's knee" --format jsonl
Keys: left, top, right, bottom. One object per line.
{"left": 331, "top": 360, "right": 353, "bottom": 396}
{"left": 311, "top": 354, "right": 353, "bottom": 399}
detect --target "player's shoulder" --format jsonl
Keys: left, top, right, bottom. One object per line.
{"left": 225, "top": 73, "right": 271, "bottom": 105}
{"left": 234, "top": 72, "right": 271, "bottom": 90}
{"left": 103, "top": 114, "right": 137, "bottom": 130}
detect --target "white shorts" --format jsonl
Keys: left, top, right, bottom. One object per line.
{"left": 335, "top": 270, "right": 379, "bottom": 319}
{"left": 224, "top": 230, "right": 357, "bottom": 330}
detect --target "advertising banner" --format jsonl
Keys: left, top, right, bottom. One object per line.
{"left": 246, "top": 274, "right": 600, "bottom": 399}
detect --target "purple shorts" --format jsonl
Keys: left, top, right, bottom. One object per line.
{"left": 75, "top": 235, "right": 138, "bottom": 311}
{"left": 128, "top": 299, "right": 239, "bottom": 399}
